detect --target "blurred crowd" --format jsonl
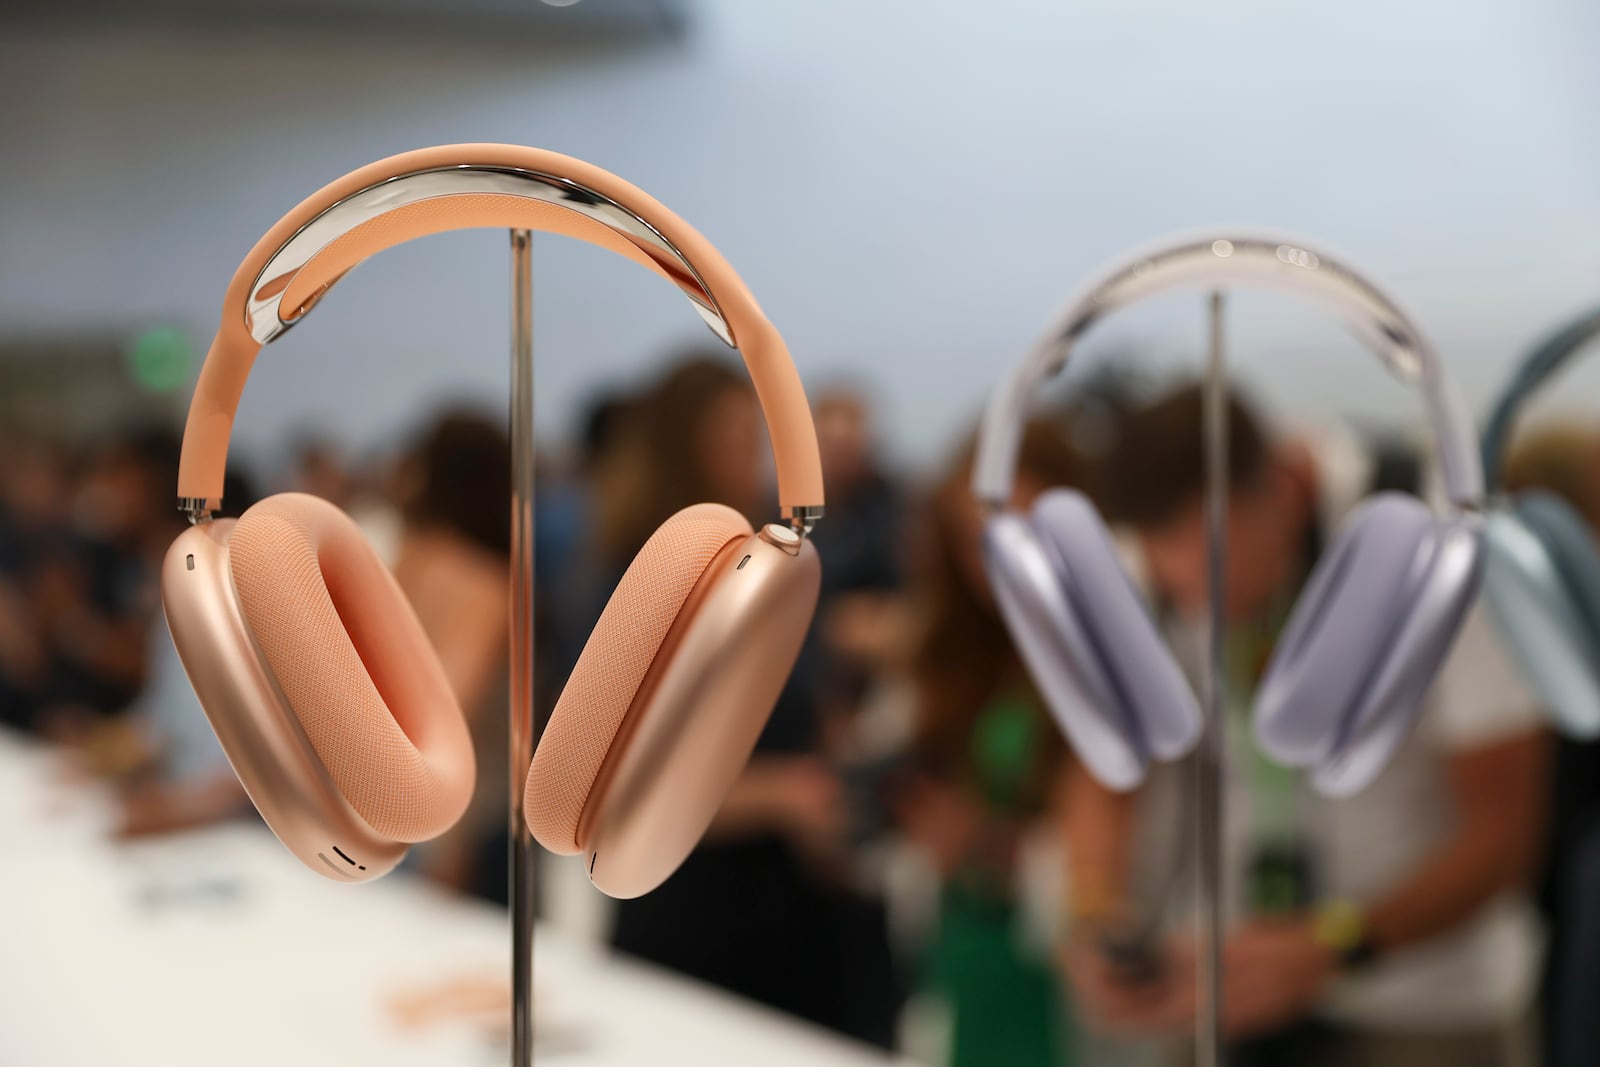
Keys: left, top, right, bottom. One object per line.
{"left": 5, "top": 351, "right": 1600, "bottom": 1067}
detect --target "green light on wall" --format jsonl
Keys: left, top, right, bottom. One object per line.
{"left": 126, "top": 326, "right": 193, "bottom": 393}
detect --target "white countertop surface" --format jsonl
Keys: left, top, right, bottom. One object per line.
{"left": 0, "top": 731, "right": 913, "bottom": 1066}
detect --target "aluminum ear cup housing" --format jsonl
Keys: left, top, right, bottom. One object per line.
{"left": 574, "top": 526, "right": 820, "bottom": 899}
{"left": 161, "top": 520, "right": 408, "bottom": 882}
{"left": 984, "top": 513, "right": 1148, "bottom": 791}
{"left": 1483, "top": 495, "right": 1600, "bottom": 738}
{"left": 983, "top": 489, "right": 1200, "bottom": 792}
{"left": 1255, "top": 494, "right": 1483, "bottom": 795}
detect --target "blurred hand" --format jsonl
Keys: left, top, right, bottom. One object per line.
{"left": 893, "top": 774, "right": 983, "bottom": 877}
{"left": 1064, "top": 919, "right": 1332, "bottom": 1040}
{"left": 1063, "top": 939, "right": 1185, "bottom": 1037}
{"left": 712, "top": 755, "right": 852, "bottom": 873}
{"left": 116, "top": 776, "right": 246, "bottom": 839}
{"left": 1208, "top": 918, "right": 1334, "bottom": 1038}
{"left": 820, "top": 592, "right": 912, "bottom": 670}
{"left": 1081, "top": 920, "right": 1333, "bottom": 1039}
{"left": 767, "top": 756, "right": 850, "bottom": 867}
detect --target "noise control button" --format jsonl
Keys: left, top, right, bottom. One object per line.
{"left": 758, "top": 523, "right": 802, "bottom": 556}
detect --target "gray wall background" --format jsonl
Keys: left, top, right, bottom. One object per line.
{"left": 4, "top": 0, "right": 1599, "bottom": 473}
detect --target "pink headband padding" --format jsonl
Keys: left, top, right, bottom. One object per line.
{"left": 179, "top": 144, "right": 823, "bottom": 514}
{"left": 525, "top": 503, "right": 751, "bottom": 854}
{"left": 228, "top": 493, "right": 475, "bottom": 841}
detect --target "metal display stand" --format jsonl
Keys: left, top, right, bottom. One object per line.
{"left": 1197, "top": 290, "right": 1228, "bottom": 1067}
{"left": 508, "top": 229, "right": 537, "bottom": 1067}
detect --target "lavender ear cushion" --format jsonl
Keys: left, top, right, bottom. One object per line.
{"left": 1256, "top": 493, "right": 1483, "bottom": 795}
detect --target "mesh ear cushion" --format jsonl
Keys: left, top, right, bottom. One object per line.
{"left": 1030, "top": 491, "right": 1201, "bottom": 764}
{"left": 228, "top": 493, "right": 475, "bottom": 842}
{"left": 1257, "top": 493, "right": 1481, "bottom": 794}
{"left": 1483, "top": 491, "right": 1600, "bottom": 737}
{"left": 526, "top": 503, "right": 752, "bottom": 854}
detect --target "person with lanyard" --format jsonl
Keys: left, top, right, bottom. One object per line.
{"left": 1061, "top": 382, "right": 1548, "bottom": 1067}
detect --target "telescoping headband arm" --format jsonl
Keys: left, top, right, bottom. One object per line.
{"left": 972, "top": 232, "right": 1483, "bottom": 512}
{"left": 177, "top": 144, "right": 825, "bottom": 529}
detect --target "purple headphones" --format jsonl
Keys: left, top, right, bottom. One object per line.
{"left": 972, "top": 232, "right": 1485, "bottom": 796}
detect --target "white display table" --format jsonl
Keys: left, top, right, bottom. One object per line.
{"left": 0, "top": 732, "right": 912, "bottom": 1067}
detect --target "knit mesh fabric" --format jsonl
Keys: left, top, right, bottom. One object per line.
{"left": 525, "top": 503, "right": 749, "bottom": 853}
{"left": 229, "top": 494, "right": 471, "bottom": 842}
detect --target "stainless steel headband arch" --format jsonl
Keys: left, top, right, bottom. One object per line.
{"left": 972, "top": 231, "right": 1484, "bottom": 510}
{"left": 245, "top": 164, "right": 732, "bottom": 347}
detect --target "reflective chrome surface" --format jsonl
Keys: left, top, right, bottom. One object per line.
{"left": 1196, "top": 290, "right": 1227, "bottom": 1067}
{"left": 784, "top": 505, "right": 825, "bottom": 537}
{"left": 507, "top": 229, "right": 537, "bottom": 1067}
{"left": 245, "top": 165, "right": 732, "bottom": 347}
{"left": 1045, "top": 236, "right": 1423, "bottom": 381}
{"left": 178, "top": 496, "right": 214, "bottom": 524}
{"left": 973, "top": 229, "right": 1484, "bottom": 511}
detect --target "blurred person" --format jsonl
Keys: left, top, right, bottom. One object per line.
{"left": 1497, "top": 425, "right": 1600, "bottom": 1067}
{"left": 808, "top": 385, "right": 908, "bottom": 732}
{"left": 389, "top": 410, "right": 511, "bottom": 899}
{"left": 286, "top": 435, "right": 355, "bottom": 508}
{"left": 112, "top": 467, "right": 261, "bottom": 838}
{"left": 1501, "top": 422, "right": 1600, "bottom": 532}
{"left": 597, "top": 354, "right": 898, "bottom": 1046}
{"left": 893, "top": 421, "right": 1085, "bottom": 1067}
{"left": 1063, "top": 383, "right": 1547, "bottom": 1067}
{"left": 28, "top": 427, "right": 187, "bottom": 741}
{"left": 539, "top": 391, "right": 639, "bottom": 668}
{"left": 0, "top": 434, "right": 73, "bottom": 729}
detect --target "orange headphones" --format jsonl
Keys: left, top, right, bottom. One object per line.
{"left": 162, "top": 144, "right": 825, "bottom": 898}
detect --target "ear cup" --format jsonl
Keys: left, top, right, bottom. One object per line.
{"left": 227, "top": 493, "right": 475, "bottom": 841}
{"left": 1482, "top": 491, "right": 1600, "bottom": 737}
{"left": 1032, "top": 491, "right": 1202, "bottom": 764}
{"left": 983, "top": 489, "right": 1198, "bottom": 791}
{"left": 1256, "top": 493, "right": 1483, "bottom": 794}
{"left": 526, "top": 503, "right": 752, "bottom": 854}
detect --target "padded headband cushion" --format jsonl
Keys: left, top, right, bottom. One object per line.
{"left": 526, "top": 503, "right": 752, "bottom": 854}
{"left": 228, "top": 493, "right": 475, "bottom": 841}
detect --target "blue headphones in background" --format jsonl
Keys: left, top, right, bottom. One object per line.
{"left": 1481, "top": 307, "right": 1600, "bottom": 738}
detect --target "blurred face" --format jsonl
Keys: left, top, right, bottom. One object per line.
{"left": 72, "top": 450, "right": 166, "bottom": 545}
{"left": 815, "top": 393, "right": 872, "bottom": 491}
{"left": 695, "top": 386, "right": 764, "bottom": 511}
{"left": 1, "top": 442, "right": 69, "bottom": 529}
{"left": 1137, "top": 460, "right": 1308, "bottom": 622}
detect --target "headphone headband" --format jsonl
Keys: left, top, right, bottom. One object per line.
{"left": 972, "top": 231, "right": 1483, "bottom": 509}
{"left": 177, "top": 144, "right": 824, "bottom": 523}
{"left": 1480, "top": 306, "right": 1600, "bottom": 487}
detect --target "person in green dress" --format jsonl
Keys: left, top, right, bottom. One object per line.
{"left": 895, "top": 421, "right": 1086, "bottom": 1067}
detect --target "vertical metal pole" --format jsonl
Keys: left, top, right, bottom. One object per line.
{"left": 508, "top": 229, "right": 537, "bottom": 1067}
{"left": 1197, "top": 290, "right": 1228, "bottom": 1067}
